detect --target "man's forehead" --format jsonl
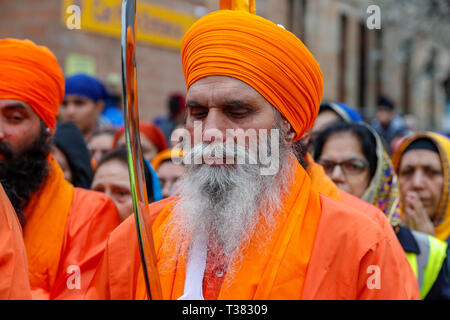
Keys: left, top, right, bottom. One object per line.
{"left": 63, "top": 94, "right": 91, "bottom": 101}
{"left": 187, "top": 76, "right": 263, "bottom": 103}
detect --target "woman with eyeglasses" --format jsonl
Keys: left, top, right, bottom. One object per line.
{"left": 314, "top": 123, "right": 375, "bottom": 199}
{"left": 313, "top": 122, "right": 396, "bottom": 211}
{"left": 313, "top": 121, "right": 450, "bottom": 300}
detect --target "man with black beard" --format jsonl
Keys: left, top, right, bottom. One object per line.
{"left": 0, "top": 38, "right": 120, "bottom": 299}
{"left": 87, "top": 3, "right": 419, "bottom": 300}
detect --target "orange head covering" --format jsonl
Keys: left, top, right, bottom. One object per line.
{"left": 112, "top": 121, "right": 168, "bottom": 152}
{"left": 151, "top": 148, "right": 184, "bottom": 170}
{"left": 220, "top": 0, "right": 255, "bottom": 13}
{"left": 0, "top": 39, "right": 65, "bottom": 130}
{"left": 181, "top": 9, "right": 323, "bottom": 140}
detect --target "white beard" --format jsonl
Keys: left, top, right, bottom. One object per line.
{"left": 162, "top": 131, "right": 295, "bottom": 278}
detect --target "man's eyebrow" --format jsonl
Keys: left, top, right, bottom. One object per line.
{"left": 185, "top": 100, "right": 254, "bottom": 109}
{"left": 223, "top": 100, "right": 253, "bottom": 109}
{"left": 3, "top": 103, "right": 26, "bottom": 111}
{"left": 185, "top": 101, "right": 204, "bottom": 108}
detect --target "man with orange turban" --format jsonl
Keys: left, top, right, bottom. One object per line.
{"left": 0, "top": 38, "right": 120, "bottom": 299}
{"left": 87, "top": 2, "right": 418, "bottom": 300}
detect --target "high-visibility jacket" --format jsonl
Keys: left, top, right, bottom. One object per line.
{"left": 405, "top": 230, "right": 448, "bottom": 299}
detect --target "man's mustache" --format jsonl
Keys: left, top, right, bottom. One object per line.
{"left": 185, "top": 142, "right": 258, "bottom": 165}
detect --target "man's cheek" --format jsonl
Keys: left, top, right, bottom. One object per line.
{"left": 11, "top": 139, "right": 31, "bottom": 157}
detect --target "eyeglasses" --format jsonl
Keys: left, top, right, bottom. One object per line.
{"left": 317, "top": 158, "right": 369, "bottom": 176}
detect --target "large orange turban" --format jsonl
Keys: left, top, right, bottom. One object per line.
{"left": 181, "top": 10, "right": 323, "bottom": 140}
{"left": 0, "top": 39, "right": 64, "bottom": 130}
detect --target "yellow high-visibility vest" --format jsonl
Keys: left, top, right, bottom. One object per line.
{"left": 405, "top": 231, "right": 448, "bottom": 299}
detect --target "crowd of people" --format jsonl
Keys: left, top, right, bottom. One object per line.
{"left": 0, "top": 0, "right": 449, "bottom": 300}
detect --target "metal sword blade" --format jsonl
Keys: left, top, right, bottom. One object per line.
{"left": 121, "top": 0, "right": 163, "bottom": 300}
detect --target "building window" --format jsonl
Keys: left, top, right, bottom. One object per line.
{"left": 374, "top": 30, "right": 383, "bottom": 108}
{"left": 358, "top": 21, "right": 368, "bottom": 110}
{"left": 338, "top": 14, "right": 348, "bottom": 102}
{"left": 401, "top": 39, "right": 412, "bottom": 114}
{"left": 288, "top": 0, "right": 307, "bottom": 43}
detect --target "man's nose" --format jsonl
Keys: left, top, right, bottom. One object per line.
{"left": 202, "top": 110, "right": 227, "bottom": 143}
{"left": 64, "top": 103, "right": 77, "bottom": 117}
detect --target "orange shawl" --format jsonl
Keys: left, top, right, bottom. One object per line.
{"left": 23, "top": 154, "right": 74, "bottom": 298}
{"left": 0, "top": 183, "right": 31, "bottom": 299}
{"left": 135, "top": 158, "right": 322, "bottom": 299}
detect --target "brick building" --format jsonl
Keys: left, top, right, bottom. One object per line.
{"left": 0, "top": 0, "right": 201, "bottom": 123}
{"left": 1, "top": 0, "right": 449, "bottom": 132}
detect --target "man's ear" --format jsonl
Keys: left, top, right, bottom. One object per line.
{"left": 302, "top": 129, "right": 312, "bottom": 148}
{"left": 95, "top": 101, "right": 105, "bottom": 115}
{"left": 281, "top": 118, "right": 296, "bottom": 145}
{"left": 45, "top": 127, "right": 52, "bottom": 143}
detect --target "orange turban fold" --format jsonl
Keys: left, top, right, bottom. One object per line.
{"left": 181, "top": 10, "right": 323, "bottom": 140}
{"left": 0, "top": 39, "right": 64, "bottom": 130}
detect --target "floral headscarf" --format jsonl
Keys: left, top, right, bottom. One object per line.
{"left": 362, "top": 124, "right": 403, "bottom": 227}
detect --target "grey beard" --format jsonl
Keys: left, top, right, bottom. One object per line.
{"left": 170, "top": 130, "right": 294, "bottom": 276}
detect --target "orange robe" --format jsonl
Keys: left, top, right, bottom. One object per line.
{"left": 0, "top": 183, "right": 31, "bottom": 299}
{"left": 23, "top": 154, "right": 120, "bottom": 299}
{"left": 87, "top": 158, "right": 419, "bottom": 300}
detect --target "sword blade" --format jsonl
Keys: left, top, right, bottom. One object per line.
{"left": 121, "top": 0, "right": 163, "bottom": 300}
